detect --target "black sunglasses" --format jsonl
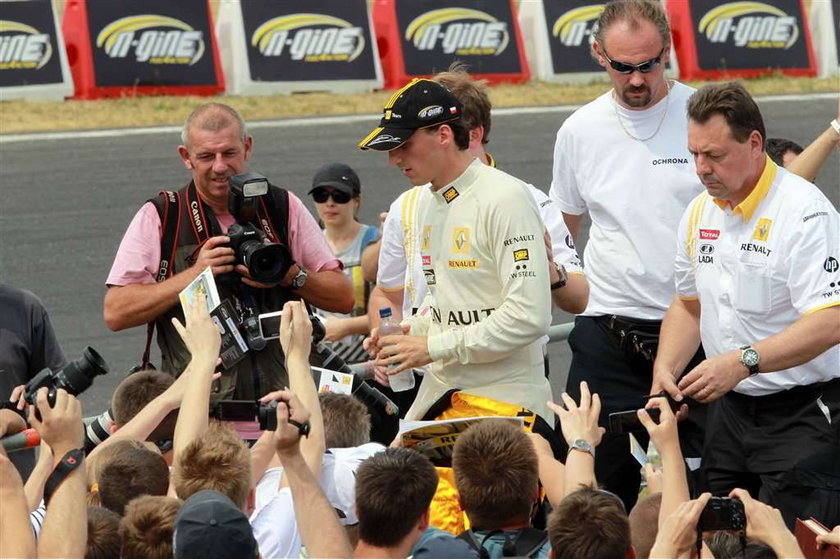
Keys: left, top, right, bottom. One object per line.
{"left": 602, "top": 47, "right": 664, "bottom": 74}
{"left": 312, "top": 188, "right": 352, "bottom": 204}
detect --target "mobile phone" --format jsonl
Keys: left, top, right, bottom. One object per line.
{"left": 608, "top": 407, "right": 660, "bottom": 434}
{"left": 699, "top": 497, "right": 746, "bottom": 531}
{"left": 258, "top": 311, "right": 283, "bottom": 341}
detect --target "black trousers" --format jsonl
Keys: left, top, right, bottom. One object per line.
{"left": 563, "top": 315, "right": 707, "bottom": 512}
{"left": 704, "top": 378, "right": 840, "bottom": 528}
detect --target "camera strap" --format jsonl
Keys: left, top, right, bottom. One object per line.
{"left": 44, "top": 448, "right": 84, "bottom": 506}
{"left": 142, "top": 182, "right": 291, "bottom": 368}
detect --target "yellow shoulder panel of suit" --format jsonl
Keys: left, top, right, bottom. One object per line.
{"left": 686, "top": 192, "right": 711, "bottom": 262}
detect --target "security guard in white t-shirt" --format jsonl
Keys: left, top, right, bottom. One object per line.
{"left": 549, "top": 1, "right": 707, "bottom": 510}
{"left": 655, "top": 82, "right": 839, "bottom": 528}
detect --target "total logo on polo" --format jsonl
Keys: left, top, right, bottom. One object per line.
{"left": 405, "top": 8, "right": 509, "bottom": 56}
{"left": 0, "top": 20, "right": 51, "bottom": 70}
{"left": 698, "top": 1, "right": 799, "bottom": 49}
{"left": 96, "top": 15, "right": 205, "bottom": 65}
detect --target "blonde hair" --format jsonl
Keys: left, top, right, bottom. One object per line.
{"left": 171, "top": 422, "right": 251, "bottom": 509}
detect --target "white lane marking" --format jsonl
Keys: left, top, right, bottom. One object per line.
{"left": 1, "top": 92, "right": 835, "bottom": 144}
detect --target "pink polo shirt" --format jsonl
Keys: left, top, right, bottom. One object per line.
{"left": 106, "top": 191, "right": 340, "bottom": 286}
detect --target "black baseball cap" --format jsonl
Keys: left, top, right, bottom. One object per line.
{"left": 173, "top": 490, "right": 258, "bottom": 559}
{"left": 358, "top": 78, "right": 462, "bottom": 151}
{"left": 309, "top": 162, "right": 361, "bottom": 196}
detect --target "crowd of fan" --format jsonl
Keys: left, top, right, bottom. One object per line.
{"left": 1, "top": 295, "right": 839, "bottom": 559}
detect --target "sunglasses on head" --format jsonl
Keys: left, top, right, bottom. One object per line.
{"left": 602, "top": 47, "right": 664, "bottom": 74}
{"left": 312, "top": 188, "right": 353, "bottom": 204}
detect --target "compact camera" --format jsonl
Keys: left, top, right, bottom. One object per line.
{"left": 699, "top": 497, "right": 746, "bottom": 531}
{"left": 24, "top": 347, "right": 109, "bottom": 408}
{"left": 224, "top": 172, "right": 293, "bottom": 285}
{"left": 211, "top": 400, "right": 278, "bottom": 431}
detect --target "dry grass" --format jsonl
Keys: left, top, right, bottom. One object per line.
{"left": 0, "top": 75, "right": 837, "bottom": 134}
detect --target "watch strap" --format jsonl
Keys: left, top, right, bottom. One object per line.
{"left": 44, "top": 448, "right": 84, "bottom": 506}
{"left": 830, "top": 119, "right": 840, "bottom": 137}
{"left": 550, "top": 263, "right": 568, "bottom": 290}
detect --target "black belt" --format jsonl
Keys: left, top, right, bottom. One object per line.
{"left": 594, "top": 314, "right": 662, "bottom": 335}
{"left": 726, "top": 377, "right": 840, "bottom": 409}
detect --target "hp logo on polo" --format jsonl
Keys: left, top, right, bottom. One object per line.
{"left": 824, "top": 257, "right": 839, "bottom": 273}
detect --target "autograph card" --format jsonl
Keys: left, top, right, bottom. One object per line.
{"left": 629, "top": 433, "right": 648, "bottom": 467}
{"left": 179, "top": 266, "right": 221, "bottom": 314}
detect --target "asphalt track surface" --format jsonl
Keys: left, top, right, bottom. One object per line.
{"left": 1, "top": 94, "right": 837, "bottom": 414}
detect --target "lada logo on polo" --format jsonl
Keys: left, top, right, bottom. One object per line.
{"left": 699, "top": 243, "right": 714, "bottom": 254}
{"left": 0, "top": 20, "right": 51, "bottom": 70}
{"left": 405, "top": 8, "right": 509, "bottom": 56}
{"left": 251, "top": 14, "right": 365, "bottom": 62}
{"left": 551, "top": 5, "right": 603, "bottom": 47}
{"left": 96, "top": 15, "right": 205, "bottom": 65}
{"left": 698, "top": 2, "right": 799, "bottom": 49}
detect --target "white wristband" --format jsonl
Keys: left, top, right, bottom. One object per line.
{"left": 831, "top": 119, "right": 840, "bottom": 137}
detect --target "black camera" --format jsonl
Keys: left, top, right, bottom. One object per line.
{"left": 607, "top": 392, "right": 681, "bottom": 434}
{"left": 225, "top": 172, "right": 292, "bottom": 284}
{"left": 699, "top": 497, "right": 746, "bottom": 531}
{"left": 24, "top": 347, "right": 109, "bottom": 408}
{"left": 211, "top": 400, "right": 278, "bottom": 431}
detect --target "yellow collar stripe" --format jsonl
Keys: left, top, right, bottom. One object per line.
{"left": 712, "top": 155, "right": 777, "bottom": 222}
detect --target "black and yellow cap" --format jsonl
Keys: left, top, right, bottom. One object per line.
{"left": 358, "top": 78, "right": 462, "bottom": 151}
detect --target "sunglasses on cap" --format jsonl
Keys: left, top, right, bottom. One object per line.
{"left": 602, "top": 47, "right": 664, "bottom": 74}
{"left": 311, "top": 188, "right": 353, "bottom": 204}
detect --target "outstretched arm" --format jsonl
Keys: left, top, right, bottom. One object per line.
{"left": 786, "top": 103, "right": 840, "bottom": 182}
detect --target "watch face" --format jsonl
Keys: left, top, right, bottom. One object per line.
{"left": 742, "top": 349, "right": 759, "bottom": 367}
{"left": 292, "top": 269, "right": 307, "bottom": 288}
{"left": 573, "top": 439, "right": 592, "bottom": 452}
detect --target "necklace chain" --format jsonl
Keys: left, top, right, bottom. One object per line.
{"left": 612, "top": 80, "right": 671, "bottom": 142}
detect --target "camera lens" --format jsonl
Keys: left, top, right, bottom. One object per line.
{"left": 55, "top": 346, "right": 109, "bottom": 396}
{"left": 242, "top": 242, "right": 290, "bottom": 284}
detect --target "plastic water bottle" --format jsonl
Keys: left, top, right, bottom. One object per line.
{"left": 378, "top": 307, "right": 415, "bottom": 392}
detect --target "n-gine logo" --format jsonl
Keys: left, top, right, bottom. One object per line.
{"left": 405, "top": 8, "right": 509, "bottom": 56}
{"left": 0, "top": 20, "right": 51, "bottom": 70}
{"left": 698, "top": 1, "right": 798, "bottom": 49}
{"left": 552, "top": 5, "right": 603, "bottom": 47}
{"left": 251, "top": 14, "right": 365, "bottom": 62}
{"left": 96, "top": 15, "right": 205, "bottom": 64}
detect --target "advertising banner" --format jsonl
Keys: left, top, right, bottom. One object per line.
{"left": 541, "top": 0, "right": 604, "bottom": 75}
{"left": 217, "top": 0, "right": 382, "bottom": 94}
{"left": 0, "top": 0, "right": 72, "bottom": 99}
{"left": 373, "top": 0, "right": 529, "bottom": 89}
{"left": 518, "top": 0, "right": 679, "bottom": 83}
{"left": 667, "top": 0, "right": 816, "bottom": 79}
{"left": 62, "top": 0, "right": 224, "bottom": 99}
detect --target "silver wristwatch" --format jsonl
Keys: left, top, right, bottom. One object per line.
{"left": 568, "top": 438, "right": 595, "bottom": 458}
{"left": 290, "top": 265, "right": 308, "bottom": 289}
{"left": 739, "top": 345, "right": 760, "bottom": 376}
